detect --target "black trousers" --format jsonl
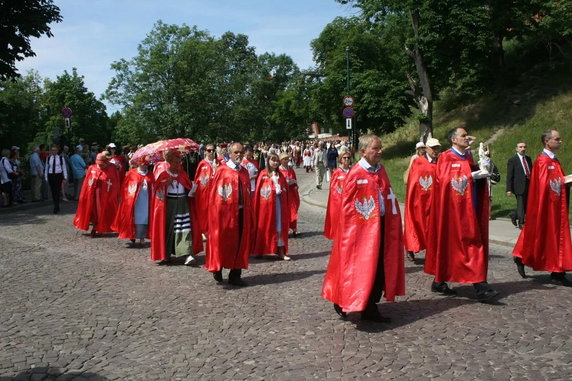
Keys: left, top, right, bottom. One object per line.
{"left": 364, "top": 222, "right": 385, "bottom": 315}
{"left": 48, "top": 173, "right": 63, "bottom": 211}
{"left": 515, "top": 191, "right": 528, "bottom": 225}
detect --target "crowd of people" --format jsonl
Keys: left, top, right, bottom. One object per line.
{"left": 2, "top": 128, "right": 570, "bottom": 325}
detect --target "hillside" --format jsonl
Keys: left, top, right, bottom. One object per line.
{"left": 380, "top": 62, "right": 572, "bottom": 219}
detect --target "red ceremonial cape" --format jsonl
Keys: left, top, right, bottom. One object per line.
{"left": 279, "top": 167, "right": 300, "bottom": 231}
{"left": 73, "top": 164, "right": 120, "bottom": 232}
{"left": 205, "top": 164, "right": 255, "bottom": 271}
{"left": 111, "top": 169, "right": 155, "bottom": 240}
{"left": 252, "top": 169, "right": 290, "bottom": 255}
{"left": 193, "top": 159, "right": 216, "bottom": 235}
{"left": 513, "top": 154, "right": 572, "bottom": 271}
{"left": 424, "top": 149, "right": 490, "bottom": 283}
{"left": 149, "top": 165, "right": 203, "bottom": 261}
{"left": 321, "top": 163, "right": 405, "bottom": 312}
{"left": 324, "top": 168, "right": 349, "bottom": 240}
{"left": 404, "top": 156, "right": 437, "bottom": 252}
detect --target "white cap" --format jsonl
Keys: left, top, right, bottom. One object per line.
{"left": 108, "top": 143, "right": 117, "bottom": 148}
{"left": 415, "top": 142, "right": 426, "bottom": 149}
{"left": 76, "top": 145, "right": 83, "bottom": 150}
{"left": 426, "top": 138, "right": 441, "bottom": 147}
{"left": 11, "top": 146, "right": 20, "bottom": 150}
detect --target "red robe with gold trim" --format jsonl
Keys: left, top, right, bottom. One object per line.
{"left": 404, "top": 156, "right": 437, "bottom": 253}
{"left": 150, "top": 165, "right": 203, "bottom": 261}
{"left": 424, "top": 149, "right": 489, "bottom": 283}
{"left": 205, "top": 164, "right": 255, "bottom": 272}
{"left": 193, "top": 159, "right": 216, "bottom": 235}
{"left": 111, "top": 168, "right": 154, "bottom": 240}
{"left": 324, "top": 168, "right": 349, "bottom": 240}
{"left": 513, "top": 154, "right": 572, "bottom": 271}
{"left": 321, "top": 163, "right": 405, "bottom": 312}
{"left": 252, "top": 169, "right": 290, "bottom": 255}
{"left": 279, "top": 167, "right": 300, "bottom": 231}
{"left": 73, "top": 164, "right": 120, "bottom": 232}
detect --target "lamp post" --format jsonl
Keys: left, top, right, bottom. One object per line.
{"left": 345, "top": 47, "right": 357, "bottom": 149}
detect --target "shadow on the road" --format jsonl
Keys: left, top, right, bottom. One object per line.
{"left": 0, "top": 203, "right": 76, "bottom": 226}
{"left": 0, "top": 367, "right": 108, "bottom": 381}
{"left": 291, "top": 230, "right": 325, "bottom": 239}
{"left": 242, "top": 269, "right": 324, "bottom": 286}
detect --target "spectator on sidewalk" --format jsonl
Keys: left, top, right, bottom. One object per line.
{"left": 312, "top": 141, "right": 327, "bottom": 189}
{"left": 0, "top": 149, "right": 14, "bottom": 207}
{"left": 506, "top": 142, "right": 532, "bottom": 229}
{"left": 29, "top": 146, "right": 45, "bottom": 202}
{"left": 9, "top": 147, "right": 26, "bottom": 203}
{"left": 70, "top": 145, "right": 87, "bottom": 200}
{"left": 45, "top": 145, "right": 68, "bottom": 214}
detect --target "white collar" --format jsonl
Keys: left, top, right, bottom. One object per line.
{"left": 227, "top": 159, "right": 241, "bottom": 171}
{"left": 543, "top": 148, "right": 556, "bottom": 159}
{"left": 358, "top": 157, "right": 381, "bottom": 173}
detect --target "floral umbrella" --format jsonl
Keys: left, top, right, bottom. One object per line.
{"left": 130, "top": 138, "right": 199, "bottom": 166}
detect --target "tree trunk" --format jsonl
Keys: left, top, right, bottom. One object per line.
{"left": 408, "top": 9, "right": 433, "bottom": 142}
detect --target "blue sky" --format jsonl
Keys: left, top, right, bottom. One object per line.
{"left": 16, "top": 0, "right": 355, "bottom": 109}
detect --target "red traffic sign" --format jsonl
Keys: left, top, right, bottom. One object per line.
{"left": 61, "top": 107, "right": 73, "bottom": 118}
{"left": 342, "top": 96, "right": 354, "bottom": 107}
{"left": 342, "top": 106, "right": 355, "bottom": 118}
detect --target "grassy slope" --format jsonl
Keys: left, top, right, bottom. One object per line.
{"left": 379, "top": 63, "right": 572, "bottom": 219}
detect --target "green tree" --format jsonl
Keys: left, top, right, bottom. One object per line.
{"left": 0, "top": 0, "right": 62, "bottom": 80}
{"left": 0, "top": 70, "right": 44, "bottom": 152}
{"left": 41, "top": 68, "right": 110, "bottom": 147}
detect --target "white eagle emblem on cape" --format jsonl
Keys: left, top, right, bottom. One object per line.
{"left": 128, "top": 183, "right": 137, "bottom": 195}
{"left": 355, "top": 196, "right": 375, "bottom": 220}
{"left": 199, "top": 175, "right": 209, "bottom": 187}
{"left": 88, "top": 177, "right": 94, "bottom": 187}
{"left": 550, "top": 178, "right": 562, "bottom": 196}
{"left": 419, "top": 175, "right": 433, "bottom": 191}
{"left": 451, "top": 175, "right": 469, "bottom": 195}
{"left": 260, "top": 185, "right": 272, "bottom": 200}
{"left": 218, "top": 184, "right": 233, "bottom": 201}
{"left": 336, "top": 186, "right": 343, "bottom": 194}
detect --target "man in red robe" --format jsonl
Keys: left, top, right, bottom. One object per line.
{"left": 424, "top": 127, "right": 499, "bottom": 301}
{"left": 193, "top": 144, "right": 217, "bottom": 236}
{"left": 513, "top": 129, "right": 572, "bottom": 285}
{"left": 404, "top": 138, "right": 441, "bottom": 262}
{"left": 205, "top": 142, "right": 255, "bottom": 286}
{"left": 73, "top": 153, "right": 120, "bottom": 237}
{"left": 322, "top": 134, "right": 405, "bottom": 323}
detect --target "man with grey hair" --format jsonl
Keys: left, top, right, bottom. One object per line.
{"left": 312, "top": 141, "right": 327, "bottom": 189}
{"left": 424, "top": 127, "right": 499, "bottom": 301}
{"left": 29, "top": 146, "right": 45, "bottom": 202}
{"left": 322, "top": 134, "right": 405, "bottom": 323}
{"left": 205, "top": 142, "right": 255, "bottom": 287}
{"left": 513, "top": 129, "right": 572, "bottom": 285}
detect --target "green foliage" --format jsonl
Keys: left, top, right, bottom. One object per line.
{"left": 0, "top": 0, "right": 62, "bottom": 80}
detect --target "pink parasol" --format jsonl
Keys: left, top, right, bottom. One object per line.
{"left": 130, "top": 138, "right": 199, "bottom": 166}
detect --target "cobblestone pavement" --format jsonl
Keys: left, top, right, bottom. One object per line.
{"left": 1, "top": 169, "right": 571, "bottom": 380}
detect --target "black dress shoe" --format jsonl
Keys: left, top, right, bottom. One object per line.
{"left": 361, "top": 312, "right": 391, "bottom": 323}
{"left": 406, "top": 251, "right": 415, "bottom": 262}
{"left": 550, "top": 272, "right": 572, "bottom": 287}
{"left": 213, "top": 271, "right": 223, "bottom": 283}
{"left": 510, "top": 212, "right": 517, "bottom": 227}
{"left": 333, "top": 304, "right": 347, "bottom": 320}
{"left": 431, "top": 281, "right": 457, "bottom": 295}
{"left": 228, "top": 277, "right": 247, "bottom": 287}
{"left": 513, "top": 256, "right": 527, "bottom": 278}
{"left": 476, "top": 289, "right": 500, "bottom": 301}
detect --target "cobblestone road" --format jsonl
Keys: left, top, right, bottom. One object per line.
{"left": 1, "top": 169, "right": 571, "bottom": 380}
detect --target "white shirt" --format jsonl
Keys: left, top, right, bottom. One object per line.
{"left": 44, "top": 154, "right": 68, "bottom": 181}
{"left": 542, "top": 148, "right": 555, "bottom": 160}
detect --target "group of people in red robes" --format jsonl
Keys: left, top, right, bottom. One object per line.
{"left": 72, "top": 141, "right": 301, "bottom": 287}
{"left": 322, "top": 128, "right": 571, "bottom": 325}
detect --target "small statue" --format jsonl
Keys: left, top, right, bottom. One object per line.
{"left": 478, "top": 142, "right": 490, "bottom": 175}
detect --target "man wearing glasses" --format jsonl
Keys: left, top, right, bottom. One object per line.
{"left": 205, "top": 142, "right": 255, "bottom": 286}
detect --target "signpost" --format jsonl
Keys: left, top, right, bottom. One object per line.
{"left": 342, "top": 96, "right": 356, "bottom": 146}
{"left": 61, "top": 107, "right": 72, "bottom": 129}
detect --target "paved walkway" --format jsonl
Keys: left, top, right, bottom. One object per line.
{"left": 0, "top": 168, "right": 570, "bottom": 380}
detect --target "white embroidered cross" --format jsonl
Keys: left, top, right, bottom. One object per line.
{"left": 387, "top": 187, "right": 398, "bottom": 215}
{"left": 106, "top": 179, "right": 113, "bottom": 192}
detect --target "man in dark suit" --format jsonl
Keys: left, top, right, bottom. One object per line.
{"left": 506, "top": 141, "right": 532, "bottom": 229}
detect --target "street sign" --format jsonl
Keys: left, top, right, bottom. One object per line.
{"left": 61, "top": 107, "right": 73, "bottom": 118}
{"left": 342, "top": 106, "right": 355, "bottom": 118}
{"left": 342, "top": 96, "right": 354, "bottom": 107}
{"left": 346, "top": 118, "right": 352, "bottom": 130}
